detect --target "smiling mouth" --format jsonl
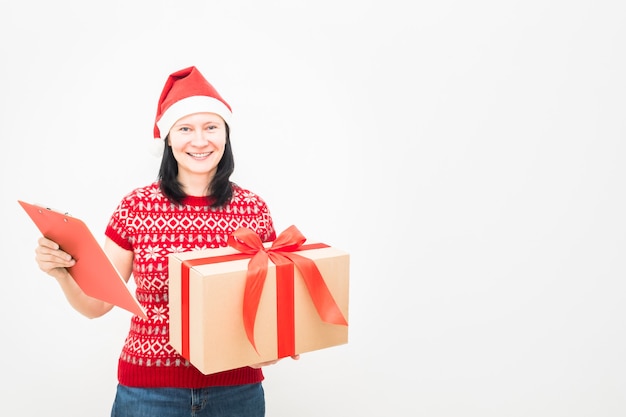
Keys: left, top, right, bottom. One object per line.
{"left": 189, "top": 152, "right": 211, "bottom": 158}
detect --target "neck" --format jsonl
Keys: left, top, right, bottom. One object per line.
{"left": 178, "top": 172, "right": 213, "bottom": 197}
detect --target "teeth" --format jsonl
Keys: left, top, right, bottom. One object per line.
{"left": 190, "top": 152, "right": 210, "bottom": 157}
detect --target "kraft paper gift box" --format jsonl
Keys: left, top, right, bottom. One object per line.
{"left": 168, "top": 225, "right": 349, "bottom": 375}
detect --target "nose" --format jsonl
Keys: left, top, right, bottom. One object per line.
{"left": 191, "top": 130, "right": 210, "bottom": 146}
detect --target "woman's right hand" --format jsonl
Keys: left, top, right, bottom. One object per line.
{"left": 34, "top": 236, "right": 116, "bottom": 319}
{"left": 35, "top": 236, "right": 76, "bottom": 280}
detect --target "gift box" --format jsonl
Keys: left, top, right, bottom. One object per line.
{"left": 168, "top": 225, "right": 349, "bottom": 375}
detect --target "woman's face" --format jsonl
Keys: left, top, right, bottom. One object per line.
{"left": 168, "top": 112, "right": 227, "bottom": 186}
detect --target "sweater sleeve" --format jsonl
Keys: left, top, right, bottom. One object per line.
{"left": 104, "top": 197, "right": 134, "bottom": 251}
{"left": 255, "top": 195, "right": 276, "bottom": 243}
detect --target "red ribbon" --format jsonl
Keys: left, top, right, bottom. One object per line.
{"left": 228, "top": 225, "right": 348, "bottom": 355}
{"left": 178, "top": 225, "right": 348, "bottom": 361}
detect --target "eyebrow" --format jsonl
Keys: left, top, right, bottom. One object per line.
{"left": 174, "top": 119, "right": 222, "bottom": 127}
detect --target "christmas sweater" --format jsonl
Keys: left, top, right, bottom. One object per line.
{"left": 104, "top": 181, "right": 277, "bottom": 388}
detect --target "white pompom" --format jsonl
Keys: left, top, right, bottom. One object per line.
{"left": 148, "top": 139, "right": 165, "bottom": 157}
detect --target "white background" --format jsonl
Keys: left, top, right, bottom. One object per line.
{"left": 1, "top": 1, "right": 625, "bottom": 416}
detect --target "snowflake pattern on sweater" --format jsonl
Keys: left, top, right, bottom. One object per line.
{"left": 105, "top": 182, "right": 276, "bottom": 387}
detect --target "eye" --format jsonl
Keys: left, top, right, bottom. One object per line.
{"left": 179, "top": 126, "right": 191, "bottom": 132}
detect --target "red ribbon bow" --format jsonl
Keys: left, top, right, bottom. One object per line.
{"left": 227, "top": 225, "right": 348, "bottom": 354}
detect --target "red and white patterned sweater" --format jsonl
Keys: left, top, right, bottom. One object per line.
{"left": 104, "top": 182, "right": 277, "bottom": 388}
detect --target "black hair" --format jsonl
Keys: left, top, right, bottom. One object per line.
{"left": 157, "top": 124, "right": 234, "bottom": 207}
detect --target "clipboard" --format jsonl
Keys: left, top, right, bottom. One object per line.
{"left": 18, "top": 200, "right": 148, "bottom": 319}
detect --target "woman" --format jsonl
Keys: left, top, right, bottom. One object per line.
{"left": 34, "top": 66, "right": 294, "bottom": 417}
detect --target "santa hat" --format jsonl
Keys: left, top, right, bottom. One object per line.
{"left": 153, "top": 66, "right": 232, "bottom": 140}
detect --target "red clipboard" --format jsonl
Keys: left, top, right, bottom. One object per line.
{"left": 18, "top": 200, "right": 148, "bottom": 319}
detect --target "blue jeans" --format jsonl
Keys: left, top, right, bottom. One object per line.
{"left": 110, "top": 383, "right": 265, "bottom": 417}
